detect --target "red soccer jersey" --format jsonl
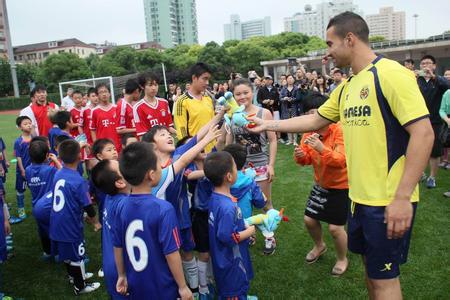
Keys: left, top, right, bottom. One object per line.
{"left": 115, "top": 98, "right": 135, "bottom": 131}
{"left": 69, "top": 107, "right": 82, "bottom": 138}
{"left": 31, "top": 102, "right": 56, "bottom": 136}
{"left": 90, "top": 104, "right": 119, "bottom": 146}
{"left": 133, "top": 98, "right": 173, "bottom": 137}
{"left": 79, "top": 106, "right": 93, "bottom": 144}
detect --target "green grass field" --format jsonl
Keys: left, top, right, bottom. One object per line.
{"left": 1, "top": 113, "right": 449, "bottom": 299}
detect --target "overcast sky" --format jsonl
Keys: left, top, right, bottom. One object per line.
{"left": 6, "top": 0, "right": 450, "bottom": 46}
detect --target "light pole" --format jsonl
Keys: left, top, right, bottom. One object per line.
{"left": 413, "top": 14, "right": 419, "bottom": 39}
{"left": 2, "top": 0, "right": 19, "bottom": 97}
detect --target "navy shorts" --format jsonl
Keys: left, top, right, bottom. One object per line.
{"left": 15, "top": 173, "right": 26, "bottom": 193}
{"left": 348, "top": 202, "right": 417, "bottom": 280}
{"left": 52, "top": 240, "right": 86, "bottom": 262}
{"left": 180, "top": 227, "right": 196, "bottom": 252}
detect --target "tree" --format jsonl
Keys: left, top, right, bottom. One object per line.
{"left": 0, "top": 59, "right": 12, "bottom": 96}
{"left": 198, "top": 41, "right": 233, "bottom": 79}
{"left": 137, "top": 48, "right": 164, "bottom": 71}
{"left": 369, "top": 35, "right": 386, "bottom": 43}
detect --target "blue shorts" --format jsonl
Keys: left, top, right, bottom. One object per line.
{"left": 52, "top": 240, "right": 86, "bottom": 262}
{"left": 15, "top": 173, "right": 26, "bottom": 193}
{"left": 32, "top": 201, "right": 52, "bottom": 237}
{"left": 348, "top": 202, "right": 417, "bottom": 280}
{"left": 180, "top": 227, "right": 195, "bottom": 252}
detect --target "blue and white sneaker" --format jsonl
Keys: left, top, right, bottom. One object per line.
{"left": 426, "top": 177, "right": 436, "bottom": 189}
{"left": 9, "top": 216, "right": 23, "bottom": 224}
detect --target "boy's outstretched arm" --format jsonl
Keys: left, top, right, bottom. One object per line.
{"left": 114, "top": 247, "right": 128, "bottom": 296}
{"left": 172, "top": 125, "right": 221, "bottom": 175}
{"left": 166, "top": 251, "right": 193, "bottom": 300}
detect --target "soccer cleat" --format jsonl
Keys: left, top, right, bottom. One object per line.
{"left": 7, "top": 245, "right": 13, "bottom": 252}
{"left": 420, "top": 173, "right": 428, "bottom": 183}
{"left": 41, "top": 252, "right": 53, "bottom": 262}
{"left": 263, "top": 237, "right": 276, "bottom": 255}
{"left": 285, "top": 141, "right": 292, "bottom": 145}
{"left": 97, "top": 268, "right": 104, "bottom": 278}
{"left": 426, "top": 177, "right": 436, "bottom": 189}
{"left": 74, "top": 282, "right": 100, "bottom": 295}
{"left": 18, "top": 207, "right": 27, "bottom": 219}
{"left": 69, "top": 273, "right": 94, "bottom": 284}
{"left": 9, "top": 216, "right": 23, "bottom": 224}
{"left": 277, "top": 138, "right": 285, "bottom": 144}
{"left": 247, "top": 296, "right": 258, "bottom": 300}
{"left": 444, "top": 191, "right": 450, "bottom": 198}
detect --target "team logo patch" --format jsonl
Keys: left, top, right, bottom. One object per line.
{"left": 360, "top": 86, "right": 369, "bottom": 100}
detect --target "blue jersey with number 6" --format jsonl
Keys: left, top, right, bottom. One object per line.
{"left": 112, "top": 194, "right": 181, "bottom": 300}
{"left": 49, "top": 167, "right": 92, "bottom": 243}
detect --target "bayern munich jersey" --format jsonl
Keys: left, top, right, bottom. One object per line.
{"left": 90, "top": 104, "right": 119, "bottom": 146}
{"left": 133, "top": 98, "right": 173, "bottom": 137}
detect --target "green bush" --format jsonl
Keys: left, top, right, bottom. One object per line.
{"left": 0, "top": 93, "right": 61, "bottom": 111}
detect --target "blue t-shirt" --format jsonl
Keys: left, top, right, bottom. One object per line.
{"left": 165, "top": 136, "right": 198, "bottom": 229}
{"left": 25, "top": 163, "right": 57, "bottom": 206}
{"left": 186, "top": 163, "right": 213, "bottom": 212}
{"left": 208, "top": 192, "right": 252, "bottom": 297}
{"left": 48, "top": 126, "right": 70, "bottom": 154}
{"left": 14, "top": 136, "right": 31, "bottom": 174}
{"left": 231, "top": 170, "right": 266, "bottom": 219}
{"left": 112, "top": 194, "right": 181, "bottom": 300}
{"left": 49, "top": 167, "right": 92, "bottom": 243}
{"left": 0, "top": 137, "right": 8, "bottom": 178}
{"left": 102, "top": 193, "right": 128, "bottom": 299}
{"left": 32, "top": 191, "right": 53, "bottom": 235}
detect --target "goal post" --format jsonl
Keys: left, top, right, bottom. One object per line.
{"left": 58, "top": 76, "right": 115, "bottom": 104}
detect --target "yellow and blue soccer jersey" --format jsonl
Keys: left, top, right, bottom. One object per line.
{"left": 318, "top": 56, "right": 429, "bottom": 206}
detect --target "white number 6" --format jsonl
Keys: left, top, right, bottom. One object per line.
{"left": 53, "top": 179, "right": 66, "bottom": 212}
{"left": 125, "top": 219, "right": 148, "bottom": 272}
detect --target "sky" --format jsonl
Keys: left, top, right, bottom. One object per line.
{"left": 6, "top": 0, "right": 450, "bottom": 47}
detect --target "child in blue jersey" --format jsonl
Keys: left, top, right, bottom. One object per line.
{"left": 114, "top": 142, "right": 193, "bottom": 300}
{"left": 0, "top": 187, "right": 11, "bottom": 299}
{"left": 0, "top": 137, "right": 10, "bottom": 186}
{"left": 141, "top": 110, "right": 224, "bottom": 295}
{"left": 204, "top": 151, "right": 256, "bottom": 299}
{"left": 49, "top": 139, "right": 101, "bottom": 295}
{"left": 26, "top": 138, "right": 62, "bottom": 258}
{"left": 91, "top": 159, "right": 129, "bottom": 299}
{"left": 224, "top": 144, "right": 266, "bottom": 245}
{"left": 12, "top": 116, "right": 33, "bottom": 222}
{"left": 48, "top": 111, "right": 73, "bottom": 154}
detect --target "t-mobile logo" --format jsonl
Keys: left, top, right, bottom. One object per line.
{"left": 102, "top": 119, "right": 110, "bottom": 127}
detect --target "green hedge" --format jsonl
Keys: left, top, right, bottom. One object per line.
{"left": 0, "top": 93, "right": 61, "bottom": 111}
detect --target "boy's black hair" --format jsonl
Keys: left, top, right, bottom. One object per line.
{"left": 190, "top": 62, "right": 212, "bottom": 79}
{"left": 138, "top": 72, "right": 159, "bottom": 87}
{"left": 31, "top": 136, "right": 49, "bottom": 144}
{"left": 87, "top": 87, "right": 97, "bottom": 96}
{"left": 302, "top": 92, "right": 329, "bottom": 112}
{"left": 223, "top": 144, "right": 247, "bottom": 170}
{"left": 403, "top": 58, "right": 414, "bottom": 65}
{"left": 91, "top": 160, "right": 121, "bottom": 196}
{"left": 72, "top": 90, "right": 83, "bottom": 97}
{"left": 204, "top": 151, "right": 235, "bottom": 187}
{"left": 16, "top": 115, "right": 31, "bottom": 127}
{"left": 121, "top": 133, "right": 137, "bottom": 146}
{"left": 327, "top": 12, "right": 369, "bottom": 44}
{"left": 119, "top": 142, "right": 158, "bottom": 186}
{"left": 92, "top": 138, "right": 115, "bottom": 160}
{"left": 30, "top": 85, "right": 47, "bottom": 98}
{"left": 29, "top": 140, "right": 49, "bottom": 164}
{"left": 95, "top": 83, "right": 110, "bottom": 94}
{"left": 58, "top": 139, "right": 80, "bottom": 164}
{"left": 55, "top": 135, "right": 71, "bottom": 148}
{"left": 50, "top": 111, "right": 71, "bottom": 129}
{"left": 420, "top": 55, "right": 436, "bottom": 64}
{"left": 125, "top": 78, "right": 142, "bottom": 94}
{"left": 141, "top": 125, "right": 169, "bottom": 143}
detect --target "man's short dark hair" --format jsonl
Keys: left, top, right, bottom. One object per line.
{"left": 333, "top": 69, "right": 344, "bottom": 76}
{"left": 190, "top": 62, "right": 212, "bottom": 79}
{"left": 404, "top": 59, "right": 414, "bottom": 65}
{"left": 92, "top": 138, "right": 115, "bottom": 160}
{"left": 138, "top": 72, "right": 159, "bottom": 87}
{"left": 327, "top": 12, "right": 369, "bottom": 44}
{"left": 420, "top": 55, "right": 436, "bottom": 64}
{"left": 29, "top": 140, "right": 49, "bottom": 164}
{"left": 303, "top": 92, "right": 329, "bottom": 112}
{"left": 141, "top": 125, "right": 169, "bottom": 143}
{"left": 223, "top": 144, "right": 247, "bottom": 170}
{"left": 59, "top": 139, "right": 80, "bottom": 164}
{"left": 121, "top": 133, "right": 137, "bottom": 146}
{"left": 72, "top": 90, "right": 83, "bottom": 97}
{"left": 30, "top": 85, "right": 47, "bottom": 98}
{"left": 16, "top": 116, "right": 31, "bottom": 127}
{"left": 119, "top": 142, "right": 158, "bottom": 186}
{"left": 96, "top": 83, "right": 110, "bottom": 94}
{"left": 91, "top": 160, "right": 121, "bottom": 196}
{"left": 125, "top": 79, "right": 142, "bottom": 94}
{"left": 51, "top": 111, "right": 71, "bottom": 129}
{"left": 87, "top": 87, "right": 97, "bottom": 96}
{"left": 204, "top": 151, "right": 234, "bottom": 187}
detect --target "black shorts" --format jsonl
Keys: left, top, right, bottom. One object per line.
{"left": 304, "top": 185, "right": 349, "bottom": 225}
{"left": 191, "top": 209, "right": 209, "bottom": 253}
{"left": 431, "top": 124, "right": 443, "bottom": 158}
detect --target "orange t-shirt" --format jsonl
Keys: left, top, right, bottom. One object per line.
{"left": 294, "top": 123, "right": 348, "bottom": 189}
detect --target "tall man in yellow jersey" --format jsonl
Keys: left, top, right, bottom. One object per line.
{"left": 174, "top": 63, "right": 215, "bottom": 152}
{"left": 248, "top": 12, "right": 434, "bottom": 300}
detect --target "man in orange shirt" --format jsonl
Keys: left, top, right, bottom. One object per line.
{"left": 294, "top": 92, "right": 349, "bottom": 276}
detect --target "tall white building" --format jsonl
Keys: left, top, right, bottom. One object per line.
{"left": 284, "top": 0, "right": 363, "bottom": 39}
{"left": 366, "top": 7, "right": 405, "bottom": 41}
{"left": 224, "top": 14, "right": 271, "bottom": 41}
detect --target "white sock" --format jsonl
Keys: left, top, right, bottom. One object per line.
{"left": 182, "top": 257, "right": 198, "bottom": 289}
{"left": 198, "top": 260, "right": 208, "bottom": 294}
{"left": 207, "top": 258, "right": 214, "bottom": 284}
